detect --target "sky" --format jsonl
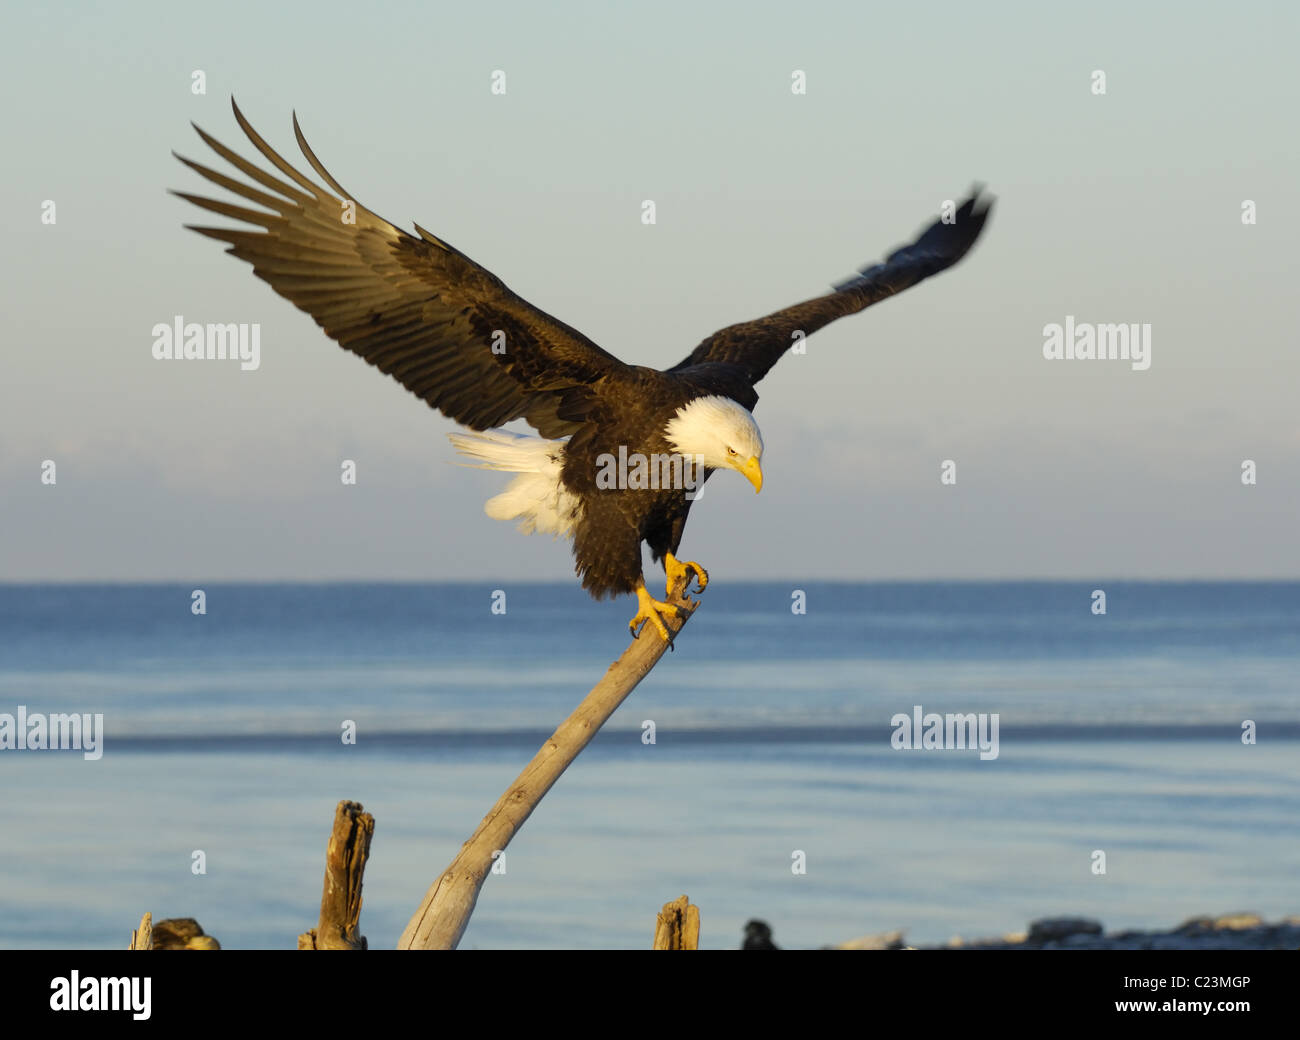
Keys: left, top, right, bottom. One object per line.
{"left": 2, "top": 0, "right": 1297, "bottom": 581}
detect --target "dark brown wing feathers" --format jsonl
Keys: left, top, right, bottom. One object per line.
{"left": 671, "top": 189, "right": 992, "bottom": 384}
{"left": 173, "top": 99, "right": 626, "bottom": 437}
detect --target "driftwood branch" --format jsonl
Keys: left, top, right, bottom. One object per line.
{"left": 653, "top": 895, "right": 700, "bottom": 950}
{"left": 129, "top": 912, "right": 153, "bottom": 950}
{"left": 399, "top": 576, "right": 700, "bottom": 949}
{"left": 299, "top": 800, "right": 375, "bottom": 950}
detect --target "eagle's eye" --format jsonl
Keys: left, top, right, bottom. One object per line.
{"left": 726, "top": 447, "right": 738, "bottom": 456}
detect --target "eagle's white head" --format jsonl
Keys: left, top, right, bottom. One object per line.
{"left": 664, "top": 395, "right": 764, "bottom": 493}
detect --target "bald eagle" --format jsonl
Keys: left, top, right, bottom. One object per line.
{"left": 174, "top": 101, "right": 992, "bottom": 641}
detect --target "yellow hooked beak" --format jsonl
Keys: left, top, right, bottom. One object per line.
{"left": 741, "top": 455, "right": 763, "bottom": 493}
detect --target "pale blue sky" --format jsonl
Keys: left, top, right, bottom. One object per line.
{"left": 3, "top": 0, "right": 1297, "bottom": 580}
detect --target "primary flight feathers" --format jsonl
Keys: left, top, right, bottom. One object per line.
{"left": 173, "top": 101, "right": 625, "bottom": 438}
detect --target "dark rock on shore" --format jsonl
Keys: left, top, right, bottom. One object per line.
{"left": 742, "top": 919, "right": 779, "bottom": 950}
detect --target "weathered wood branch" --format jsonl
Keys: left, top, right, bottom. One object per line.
{"left": 652, "top": 895, "right": 700, "bottom": 950}
{"left": 128, "top": 912, "right": 153, "bottom": 950}
{"left": 299, "top": 799, "right": 374, "bottom": 950}
{"left": 398, "top": 577, "right": 700, "bottom": 949}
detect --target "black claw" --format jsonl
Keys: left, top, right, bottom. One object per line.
{"left": 683, "top": 564, "right": 708, "bottom": 596}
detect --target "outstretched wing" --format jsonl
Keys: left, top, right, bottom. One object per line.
{"left": 670, "top": 189, "right": 993, "bottom": 384}
{"left": 173, "top": 99, "right": 628, "bottom": 437}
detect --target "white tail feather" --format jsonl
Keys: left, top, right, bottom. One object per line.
{"left": 448, "top": 430, "right": 581, "bottom": 537}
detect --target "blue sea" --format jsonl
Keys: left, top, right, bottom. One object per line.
{"left": 1, "top": 582, "right": 1297, "bottom": 949}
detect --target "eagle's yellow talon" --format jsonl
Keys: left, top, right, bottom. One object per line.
{"left": 629, "top": 582, "right": 679, "bottom": 643}
{"left": 664, "top": 552, "right": 708, "bottom": 597}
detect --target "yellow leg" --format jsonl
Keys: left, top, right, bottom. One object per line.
{"left": 664, "top": 552, "right": 708, "bottom": 597}
{"left": 628, "top": 580, "right": 680, "bottom": 642}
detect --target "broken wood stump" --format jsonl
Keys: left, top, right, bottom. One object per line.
{"left": 653, "top": 894, "right": 700, "bottom": 950}
{"left": 299, "top": 799, "right": 374, "bottom": 950}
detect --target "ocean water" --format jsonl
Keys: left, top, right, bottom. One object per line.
{"left": 0, "top": 582, "right": 1297, "bottom": 949}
